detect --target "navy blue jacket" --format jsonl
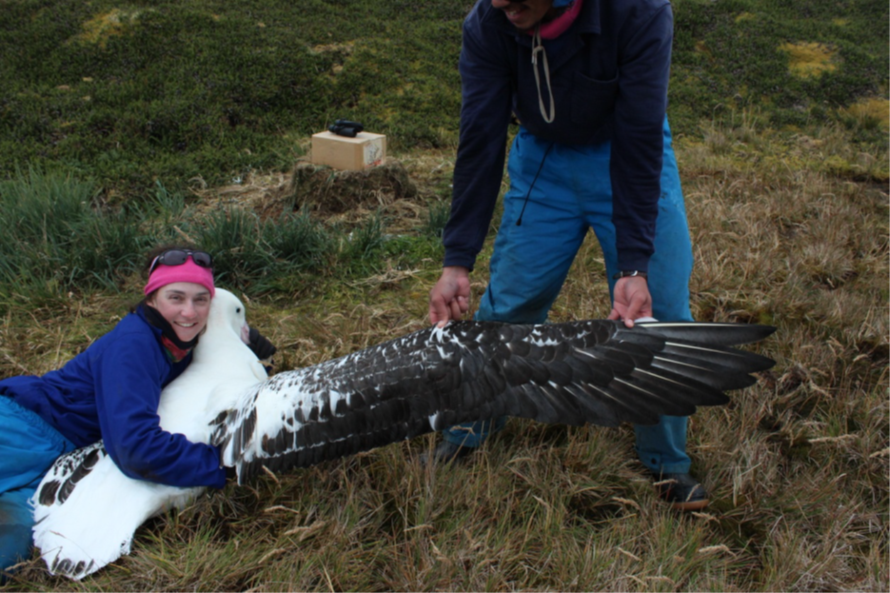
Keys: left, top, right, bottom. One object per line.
{"left": 443, "top": 0, "right": 673, "bottom": 272}
{"left": 0, "top": 306, "right": 226, "bottom": 489}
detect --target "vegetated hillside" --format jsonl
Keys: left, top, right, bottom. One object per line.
{"left": 0, "top": 0, "right": 466, "bottom": 194}
{"left": 669, "top": 0, "right": 888, "bottom": 137}
{"left": 0, "top": 0, "right": 886, "bottom": 194}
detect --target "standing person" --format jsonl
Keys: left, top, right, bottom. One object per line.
{"left": 427, "top": 0, "right": 707, "bottom": 510}
{"left": 0, "top": 245, "right": 276, "bottom": 573}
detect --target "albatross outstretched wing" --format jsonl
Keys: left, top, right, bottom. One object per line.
{"left": 214, "top": 320, "right": 775, "bottom": 484}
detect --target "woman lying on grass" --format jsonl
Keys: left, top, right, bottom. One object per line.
{"left": 0, "top": 244, "right": 275, "bottom": 573}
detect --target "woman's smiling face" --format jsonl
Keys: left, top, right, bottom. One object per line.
{"left": 147, "top": 282, "right": 212, "bottom": 342}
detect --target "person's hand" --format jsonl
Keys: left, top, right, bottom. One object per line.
{"left": 607, "top": 276, "right": 653, "bottom": 328}
{"left": 429, "top": 266, "right": 471, "bottom": 327}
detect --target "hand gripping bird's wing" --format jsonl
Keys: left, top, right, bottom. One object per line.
{"left": 213, "top": 320, "right": 775, "bottom": 484}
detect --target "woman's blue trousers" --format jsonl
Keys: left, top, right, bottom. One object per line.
{"left": 0, "top": 396, "right": 75, "bottom": 572}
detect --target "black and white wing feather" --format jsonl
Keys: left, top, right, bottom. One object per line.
{"left": 213, "top": 320, "right": 775, "bottom": 484}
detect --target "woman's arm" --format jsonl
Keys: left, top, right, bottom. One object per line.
{"left": 93, "top": 331, "right": 226, "bottom": 489}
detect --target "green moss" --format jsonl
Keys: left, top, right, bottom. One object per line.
{"left": 669, "top": 0, "right": 887, "bottom": 136}
{"left": 0, "top": 0, "right": 886, "bottom": 196}
{"left": 0, "top": 1, "right": 463, "bottom": 195}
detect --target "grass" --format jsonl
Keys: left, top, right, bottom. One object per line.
{"left": 0, "top": 0, "right": 886, "bottom": 195}
{"left": 0, "top": 118, "right": 887, "bottom": 590}
{"left": 0, "top": 168, "right": 141, "bottom": 305}
{"left": 0, "top": 167, "right": 442, "bottom": 309}
{"left": 0, "top": 0, "right": 887, "bottom": 589}
{"left": 0, "top": 0, "right": 467, "bottom": 194}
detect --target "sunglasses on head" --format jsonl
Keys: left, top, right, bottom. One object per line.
{"left": 148, "top": 249, "right": 213, "bottom": 275}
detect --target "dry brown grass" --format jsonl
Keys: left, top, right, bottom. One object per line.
{"left": 2, "top": 124, "right": 887, "bottom": 591}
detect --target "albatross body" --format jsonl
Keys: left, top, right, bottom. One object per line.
{"left": 32, "top": 289, "right": 775, "bottom": 579}
{"left": 32, "top": 289, "right": 266, "bottom": 579}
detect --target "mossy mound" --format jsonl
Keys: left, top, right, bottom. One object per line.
{"left": 286, "top": 160, "right": 418, "bottom": 215}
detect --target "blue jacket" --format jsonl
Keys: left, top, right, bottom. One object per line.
{"left": 443, "top": 0, "right": 673, "bottom": 273}
{"left": 0, "top": 306, "right": 226, "bottom": 489}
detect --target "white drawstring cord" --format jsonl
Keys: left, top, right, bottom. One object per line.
{"left": 531, "top": 25, "right": 555, "bottom": 123}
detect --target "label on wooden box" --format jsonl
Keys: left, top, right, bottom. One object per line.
{"left": 310, "top": 131, "right": 387, "bottom": 171}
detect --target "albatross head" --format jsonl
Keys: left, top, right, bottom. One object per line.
{"left": 198, "top": 288, "right": 250, "bottom": 352}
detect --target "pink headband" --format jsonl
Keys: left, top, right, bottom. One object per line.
{"left": 143, "top": 257, "right": 216, "bottom": 297}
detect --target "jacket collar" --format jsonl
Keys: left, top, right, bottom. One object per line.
{"left": 480, "top": 0, "right": 601, "bottom": 43}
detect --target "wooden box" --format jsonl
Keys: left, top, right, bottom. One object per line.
{"left": 310, "top": 131, "right": 387, "bottom": 171}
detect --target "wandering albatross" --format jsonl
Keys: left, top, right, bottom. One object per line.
{"left": 31, "top": 288, "right": 776, "bottom": 579}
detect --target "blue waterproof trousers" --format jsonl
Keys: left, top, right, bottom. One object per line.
{"left": 443, "top": 120, "right": 696, "bottom": 474}
{"left": 0, "top": 396, "right": 75, "bottom": 572}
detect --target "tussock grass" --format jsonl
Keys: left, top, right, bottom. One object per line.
{"left": 1, "top": 119, "right": 887, "bottom": 590}
{"left": 0, "top": 167, "right": 444, "bottom": 310}
{"left": 0, "top": 168, "right": 142, "bottom": 301}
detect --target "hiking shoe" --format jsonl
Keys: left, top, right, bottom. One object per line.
{"left": 419, "top": 440, "right": 476, "bottom": 466}
{"left": 650, "top": 472, "right": 710, "bottom": 511}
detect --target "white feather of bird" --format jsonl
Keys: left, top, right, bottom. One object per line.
{"left": 31, "top": 288, "right": 776, "bottom": 580}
